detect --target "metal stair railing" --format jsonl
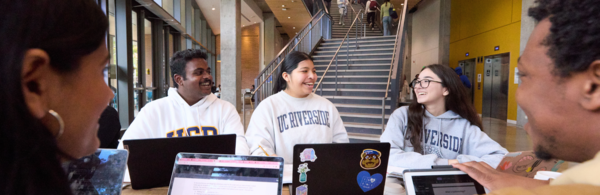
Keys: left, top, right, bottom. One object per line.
{"left": 248, "top": 9, "right": 332, "bottom": 125}
{"left": 313, "top": 9, "right": 364, "bottom": 95}
{"left": 346, "top": 0, "right": 366, "bottom": 37}
{"left": 382, "top": 0, "right": 409, "bottom": 133}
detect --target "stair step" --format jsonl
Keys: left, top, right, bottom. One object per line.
{"left": 316, "top": 69, "right": 389, "bottom": 73}
{"left": 321, "top": 39, "right": 394, "bottom": 45}
{"left": 323, "top": 95, "right": 391, "bottom": 100}
{"left": 318, "top": 43, "right": 395, "bottom": 50}
{"left": 314, "top": 63, "right": 389, "bottom": 67}
{"left": 314, "top": 48, "right": 393, "bottom": 54}
{"left": 322, "top": 81, "right": 387, "bottom": 85}
{"left": 334, "top": 103, "right": 391, "bottom": 109}
{"left": 340, "top": 112, "right": 390, "bottom": 119}
{"left": 322, "top": 75, "right": 388, "bottom": 78}
{"left": 313, "top": 53, "right": 393, "bottom": 58}
{"left": 345, "top": 122, "right": 385, "bottom": 130}
{"left": 314, "top": 58, "right": 392, "bottom": 63}
{"left": 319, "top": 88, "right": 389, "bottom": 92}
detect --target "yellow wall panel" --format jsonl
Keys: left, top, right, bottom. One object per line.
{"left": 457, "top": 0, "right": 513, "bottom": 40}
{"left": 512, "top": 0, "right": 522, "bottom": 22}
{"left": 449, "top": 0, "right": 522, "bottom": 121}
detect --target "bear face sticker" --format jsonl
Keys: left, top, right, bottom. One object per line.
{"left": 360, "top": 149, "right": 382, "bottom": 170}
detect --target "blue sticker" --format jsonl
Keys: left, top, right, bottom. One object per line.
{"left": 356, "top": 171, "right": 383, "bottom": 192}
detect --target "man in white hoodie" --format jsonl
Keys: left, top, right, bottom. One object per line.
{"left": 118, "top": 49, "right": 249, "bottom": 155}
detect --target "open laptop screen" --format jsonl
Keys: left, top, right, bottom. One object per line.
{"left": 168, "top": 153, "right": 284, "bottom": 195}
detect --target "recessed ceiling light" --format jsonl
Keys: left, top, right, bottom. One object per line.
{"left": 282, "top": 8, "right": 287, "bottom": 11}
{"left": 401, "top": 3, "right": 404, "bottom": 5}
{"left": 254, "top": 22, "right": 257, "bottom": 23}
{"left": 293, "top": 27, "right": 295, "bottom": 29}
{"left": 282, "top": 5, "right": 285, "bottom": 7}
{"left": 212, "top": 7, "right": 215, "bottom": 10}
{"left": 288, "top": 17, "right": 291, "bottom": 19}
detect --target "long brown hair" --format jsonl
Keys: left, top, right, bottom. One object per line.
{"left": 407, "top": 64, "right": 482, "bottom": 154}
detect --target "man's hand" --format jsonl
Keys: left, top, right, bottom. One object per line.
{"left": 453, "top": 161, "right": 549, "bottom": 191}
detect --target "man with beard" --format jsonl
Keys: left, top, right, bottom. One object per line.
{"left": 453, "top": 0, "right": 600, "bottom": 194}
{"left": 118, "top": 49, "right": 249, "bottom": 155}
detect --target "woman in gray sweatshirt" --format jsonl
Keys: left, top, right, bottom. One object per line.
{"left": 381, "top": 64, "right": 508, "bottom": 169}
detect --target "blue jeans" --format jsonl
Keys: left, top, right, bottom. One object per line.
{"left": 383, "top": 16, "right": 392, "bottom": 36}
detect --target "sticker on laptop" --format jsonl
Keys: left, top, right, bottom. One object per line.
{"left": 295, "top": 184, "right": 308, "bottom": 195}
{"left": 300, "top": 148, "right": 317, "bottom": 162}
{"left": 298, "top": 163, "right": 310, "bottom": 183}
{"left": 360, "top": 149, "right": 382, "bottom": 170}
{"left": 357, "top": 171, "right": 383, "bottom": 192}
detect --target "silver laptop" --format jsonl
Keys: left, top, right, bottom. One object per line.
{"left": 168, "top": 153, "right": 285, "bottom": 195}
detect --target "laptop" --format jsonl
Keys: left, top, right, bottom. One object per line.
{"left": 291, "top": 143, "right": 391, "bottom": 195}
{"left": 168, "top": 153, "right": 285, "bottom": 195}
{"left": 123, "top": 134, "right": 236, "bottom": 189}
{"left": 496, "top": 151, "right": 563, "bottom": 178}
{"left": 402, "top": 168, "right": 486, "bottom": 195}
{"left": 65, "top": 149, "right": 128, "bottom": 195}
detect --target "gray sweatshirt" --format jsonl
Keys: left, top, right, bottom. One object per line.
{"left": 381, "top": 106, "right": 508, "bottom": 169}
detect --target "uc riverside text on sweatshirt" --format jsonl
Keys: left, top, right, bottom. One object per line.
{"left": 118, "top": 88, "right": 249, "bottom": 155}
{"left": 381, "top": 106, "right": 508, "bottom": 169}
{"left": 245, "top": 91, "right": 349, "bottom": 164}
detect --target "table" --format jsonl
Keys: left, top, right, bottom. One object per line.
{"left": 121, "top": 178, "right": 404, "bottom": 195}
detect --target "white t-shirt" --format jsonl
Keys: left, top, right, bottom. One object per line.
{"left": 117, "top": 88, "right": 249, "bottom": 155}
{"left": 245, "top": 91, "right": 350, "bottom": 164}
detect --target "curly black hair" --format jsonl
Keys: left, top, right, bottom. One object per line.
{"left": 528, "top": 0, "right": 600, "bottom": 78}
{"left": 169, "top": 49, "right": 208, "bottom": 88}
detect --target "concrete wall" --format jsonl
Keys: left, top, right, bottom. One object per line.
{"left": 241, "top": 24, "right": 260, "bottom": 90}
{"left": 410, "top": 0, "right": 441, "bottom": 79}
{"left": 449, "top": 0, "right": 522, "bottom": 121}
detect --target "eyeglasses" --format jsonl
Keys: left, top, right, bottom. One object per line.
{"left": 411, "top": 79, "right": 442, "bottom": 88}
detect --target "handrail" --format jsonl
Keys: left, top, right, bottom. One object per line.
{"left": 313, "top": 9, "right": 363, "bottom": 93}
{"left": 256, "top": 10, "right": 330, "bottom": 77}
{"left": 184, "top": 34, "right": 215, "bottom": 55}
{"left": 321, "top": 0, "right": 329, "bottom": 15}
{"left": 382, "top": 0, "right": 409, "bottom": 132}
{"left": 253, "top": 13, "right": 326, "bottom": 95}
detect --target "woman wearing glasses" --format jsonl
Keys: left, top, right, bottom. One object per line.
{"left": 381, "top": 64, "right": 507, "bottom": 169}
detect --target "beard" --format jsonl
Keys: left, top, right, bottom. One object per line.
{"left": 533, "top": 135, "right": 557, "bottom": 161}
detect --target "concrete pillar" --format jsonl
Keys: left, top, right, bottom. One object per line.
{"left": 220, "top": 0, "right": 242, "bottom": 112}
{"left": 517, "top": 0, "right": 536, "bottom": 127}
{"left": 438, "top": 0, "right": 451, "bottom": 66}
{"left": 185, "top": 0, "right": 193, "bottom": 49}
{"left": 263, "top": 13, "right": 276, "bottom": 71}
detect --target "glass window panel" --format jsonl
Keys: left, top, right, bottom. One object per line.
{"left": 154, "top": 0, "right": 162, "bottom": 6}
{"left": 180, "top": 0, "right": 185, "bottom": 24}
{"left": 132, "top": 11, "right": 140, "bottom": 116}
{"left": 108, "top": 0, "right": 118, "bottom": 111}
{"left": 144, "top": 19, "right": 153, "bottom": 103}
{"left": 163, "top": 0, "right": 173, "bottom": 16}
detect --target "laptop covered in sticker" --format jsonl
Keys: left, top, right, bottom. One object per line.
{"left": 291, "top": 143, "right": 391, "bottom": 195}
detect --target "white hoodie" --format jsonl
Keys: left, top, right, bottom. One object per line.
{"left": 245, "top": 91, "right": 349, "bottom": 164}
{"left": 117, "top": 88, "right": 249, "bottom": 155}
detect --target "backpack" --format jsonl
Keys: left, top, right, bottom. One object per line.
{"left": 389, "top": 7, "right": 398, "bottom": 19}
{"left": 369, "top": 1, "right": 378, "bottom": 10}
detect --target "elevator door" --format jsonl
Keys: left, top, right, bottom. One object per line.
{"left": 458, "top": 59, "right": 476, "bottom": 103}
{"left": 482, "top": 54, "right": 509, "bottom": 120}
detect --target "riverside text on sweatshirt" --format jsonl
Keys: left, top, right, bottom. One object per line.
{"left": 380, "top": 106, "right": 508, "bottom": 169}
{"left": 245, "top": 91, "right": 349, "bottom": 164}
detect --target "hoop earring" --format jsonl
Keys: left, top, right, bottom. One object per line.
{"left": 48, "top": 110, "right": 64, "bottom": 139}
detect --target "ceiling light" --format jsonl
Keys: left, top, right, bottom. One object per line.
{"left": 293, "top": 27, "right": 295, "bottom": 29}
{"left": 282, "top": 5, "right": 285, "bottom": 7}
{"left": 401, "top": 3, "right": 404, "bottom": 5}
{"left": 212, "top": 7, "right": 215, "bottom": 10}
{"left": 282, "top": 8, "right": 287, "bottom": 11}
{"left": 288, "top": 17, "right": 291, "bottom": 19}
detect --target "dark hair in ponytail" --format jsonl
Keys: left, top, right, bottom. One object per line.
{"left": 407, "top": 64, "right": 482, "bottom": 154}
{"left": 272, "top": 51, "right": 312, "bottom": 93}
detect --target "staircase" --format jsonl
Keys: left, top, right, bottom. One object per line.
{"left": 312, "top": 35, "right": 395, "bottom": 137}
{"left": 328, "top": 1, "right": 383, "bottom": 38}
